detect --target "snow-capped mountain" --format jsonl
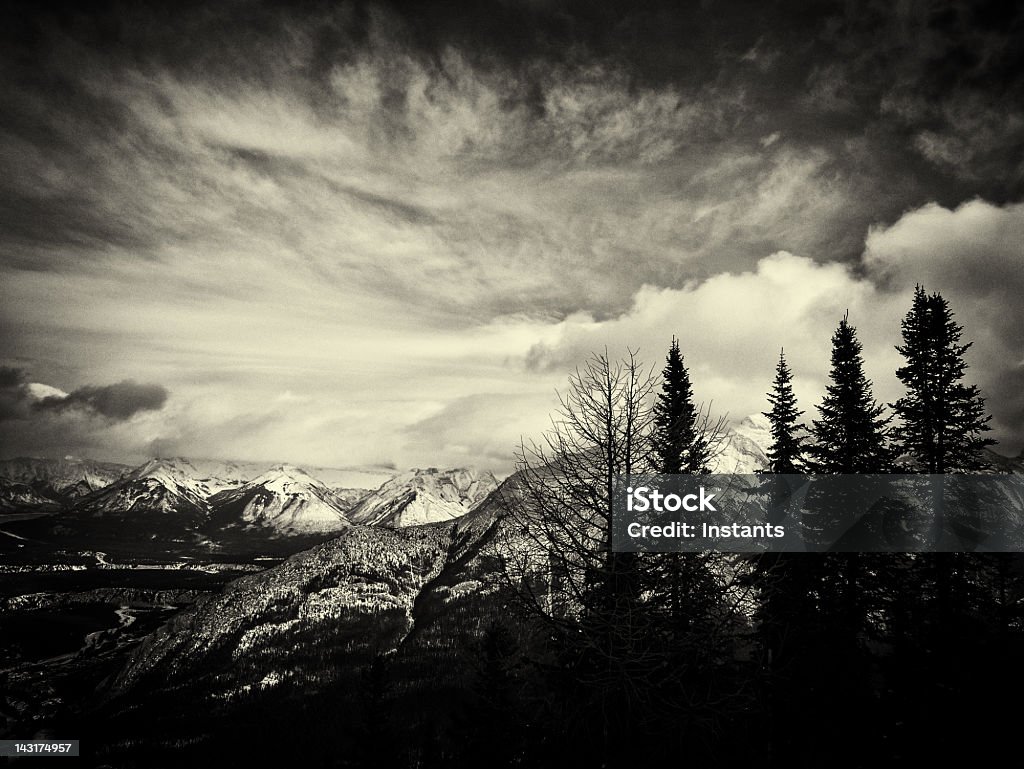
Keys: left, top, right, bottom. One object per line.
{"left": 346, "top": 467, "right": 499, "bottom": 527}
{"left": 0, "top": 456, "right": 129, "bottom": 504}
{"left": 73, "top": 458, "right": 217, "bottom": 525}
{"left": 111, "top": 473, "right": 515, "bottom": 702}
{"left": 208, "top": 465, "right": 351, "bottom": 535}
{"left": 715, "top": 414, "right": 772, "bottom": 473}
{"left": 1, "top": 455, "right": 491, "bottom": 543}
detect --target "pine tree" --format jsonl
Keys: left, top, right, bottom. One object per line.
{"left": 650, "top": 337, "right": 710, "bottom": 474}
{"left": 809, "top": 313, "right": 894, "bottom": 473}
{"left": 892, "top": 285, "right": 995, "bottom": 472}
{"left": 763, "top": 349, "right": 806, "bottom": 474}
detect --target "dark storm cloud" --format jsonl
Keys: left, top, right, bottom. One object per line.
{"left": 2, "top": 0, "right": 1021, "bottom": 281}
{"left": 0, "top": 367, "right": 27, "bottom": 389}
{"left": 34, "top": 380, "right": 168, "bottom": 420}
{"left": 2, "top": 368, "right": 167, "bottom": 425}
{"left": 0, "top": 367, "right": 31, "bottom": 421}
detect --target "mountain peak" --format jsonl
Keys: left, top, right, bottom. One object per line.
{"left": 131, "top": 457, "right": 199, "bottom": 479}
{"left": 348, "top": 466, "right": 498, "bottom": 527}
{"left": 209, "top": 464, "right": 347, "bottom": 535}
{"left": 74, "top": 457, "right": 211, "bottom": 522}
{"left": 249, "top": 465, "right": 321, "bottom": 493}
{"left": 737, "top": 413, "right": 771, "bottom": 432}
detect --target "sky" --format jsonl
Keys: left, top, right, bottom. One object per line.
{"left": 1, "top": 0, "right": 1023, "bottom": 472}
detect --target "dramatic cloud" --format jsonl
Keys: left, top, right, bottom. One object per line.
{"left": 34, "top": 380, "right": 168, "bottom": 420}
{"left": 864, "top": 200, "right": 1024, "bottom": 442}
{"left": 403, "top": 392, "right": 556, "bottom": 471}
{"left": 514, "top": 215, "right": 1023, "bottom": 458}
{"left": 518, "top": 252, "right": 906, "bottom": 440}
{"left": 1, "top": 2, "right": 1022, "bottom": 468}
{"left": 0, "top": 367, "right": 25, "bottom": 389}
{"left": 0, "top": 370, "right": 168, "bottom": 462}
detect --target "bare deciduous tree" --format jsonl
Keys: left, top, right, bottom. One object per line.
{"left": 498, "top": 349, "right": 754, "bottom": 720}
{"left": 503, "top": 351, "right": 652, "bottom": 616}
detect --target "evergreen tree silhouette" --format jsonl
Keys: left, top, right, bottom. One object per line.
{"left": 650, "top": 337, "right": 711, "bottom": 474}
{"left": 892, "top": 285, "right": 995, "bottom": 472}
{"left": 763, "top": 348, "right": 806, "bottom": 474}
{"left": 790, "top": 314, "right": 891, "bottom": 765}
{"left": 809, "top": 313, "right": 894, "bottom": 473}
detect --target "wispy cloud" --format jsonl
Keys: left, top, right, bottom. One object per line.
{"left": 1, "top": 2, "right": 1022, "bottom": 469}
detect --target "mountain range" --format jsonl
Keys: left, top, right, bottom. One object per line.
{"left": 103, "top": 426, "right": 776, "bottom": 699}
{"left": 0, "top": 456, "right": 128, "bottom": 512}
{"left": 7, "top": 417, "right": 1024, "bottom": 765}
{"left": 5, "top": 418, "right": 1020, "bottom": 539}
{"left": 0, "top": 456, "right": 501, "bottom": 541}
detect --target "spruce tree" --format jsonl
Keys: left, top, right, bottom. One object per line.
{"left": 809, "top": 313, "right": 894, "bottom": 473}
{"left": 650, "top": 337, "right": 710, "bottom": 474}
{"left": 802, "top": 315, "right": 887, "bottom": 760}
{"left": 763, "top": 349, "right": 806, "bottom": 474}
{"left": 889, "top": 287, "right": 998, "bottom": 758}
{"left": 892, "top": 285, "right": 995, "bottom": 472}
{"left": 647, "top": 338, "right": 721, "bottom": 671}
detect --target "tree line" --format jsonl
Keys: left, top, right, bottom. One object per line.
{"left": 489, "top": 284, "right": 1019, "bottom": 768}
{"left": 762, "top": 284, "right": 992, "bottom": 476}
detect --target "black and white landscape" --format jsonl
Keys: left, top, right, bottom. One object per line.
{"left": 3, "top": 1, "right": 1024, "bottom": 767}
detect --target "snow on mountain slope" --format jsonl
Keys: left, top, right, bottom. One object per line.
{"left": 711, "top": 415, "right": 772, "bottom": 473}
{"left": 109, "top": 475, "right": 518, "bottom": 703}
{"left": 73, "top": 458, "right": 214, "bottom": 524}
{"left": 0, "top": 456, "right": 128, "bottom": 501}
{"left": 208, "top": 465, "right": 351, "bottom": 535}
{"left": 112, "top": 525, "right": 452, "bottom": 695}
{"left": 346, "top": 467, "right": 499, "bottom": 527}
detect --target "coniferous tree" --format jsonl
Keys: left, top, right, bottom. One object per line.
{"left": 648, "top": 338, "right": 721, "bottom": 622}
{"left": 763, "top": 349, "right": 806, "bottom": 474}
{"left": 801, "top": 314, "right": 890, "bottom": 764}
{"left": 887, "top": 287, "right": 1000, "bottom": 762}
{"left": 755, "top": 350, "right": 826, "bottom": 767}
{"left": 892, "top": 285, "right": 995, "bottom": 472}
{"left": 645, "top": 338, "right": 738, "bottom": 753}
{"left": 650, "top": 337, "right": 718, "bottom": 474}
{"left": 651, "top": 337, "right": 699, "bottom": 473}
{"left": 809, "top": 313, "right": 894, "bottom": 473}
